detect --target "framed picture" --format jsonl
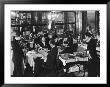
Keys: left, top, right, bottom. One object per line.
{"left": 0, "top": 0, "right": 108, "bottom": 86}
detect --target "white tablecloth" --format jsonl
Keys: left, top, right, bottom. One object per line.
{"left": 26, "top": 50, "right": 48, "bottom": 71}
{"left": 26, "top": 50, "right": 44, "bottom": 70}
{"left": 78, "top": 44, "right": 100, "bottom": 52}
{"left": 59, "top": 54, "right": 88, "bottom": 73}
{"left": 59, "top": 55, "right": 88, "bottom": 66}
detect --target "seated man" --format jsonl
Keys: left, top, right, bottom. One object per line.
{"left": 70, "top": 38, "right": 78, "bottom": 52}
{"left": 57, "top": 37, "right": 63, "bottom": 46}
{"left": 60, "top": 38, "right": 78, "bottom": 54}
{"left": 34, "top": 57, "right": 44, "bottom": 77}
{"left": 39, "top": 36, "right": 47, "bottom": 48}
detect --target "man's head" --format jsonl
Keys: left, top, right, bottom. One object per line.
{"left": 49, "top": 40, "right": 55, "bottom": 48}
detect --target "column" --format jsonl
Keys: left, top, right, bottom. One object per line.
{"left": 82, "top": 11, "right": 87, "bottom": 39}
{"left": 64, "top": 11, "right": 68, "bottom": 32}
{"left": 37, "top": 11, "right": 42, "bottom": 30}
{"left": 74, "top": 11, "right": 77, "bottom": 38}
{"left": 95, "top": 11, "right": 100, "bottom": 35}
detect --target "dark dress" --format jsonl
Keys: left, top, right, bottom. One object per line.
{"left": 87, "top": 38, "right": 99, "bottom": 77}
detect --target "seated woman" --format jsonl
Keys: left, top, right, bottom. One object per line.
{"left": 39, "top": 36, "right": 48, "bottom": 49}
{"left": 63, "top": 37, "right": 69, "bottom": 47}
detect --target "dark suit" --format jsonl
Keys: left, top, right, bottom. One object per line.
{"left": 11, "top": 39, "right": 24, "bottom": 76}
{"left": 44, "top": 46, "right": 58, "bottom": 76}
{"left": 87, "top": 38, "right": 99, "bottom": 77}
{"left": 45, "top": 37, "right": 51, "bottom": 50}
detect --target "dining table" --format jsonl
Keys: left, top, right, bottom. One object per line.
{"left": 26, "top": 48, "right": 48, "bottom": 72}
{"left": 58, "top": 51, "right": 89, "bottom": 73}
{"left": 59, "top": 53, "right": 89, "bottom": 65}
